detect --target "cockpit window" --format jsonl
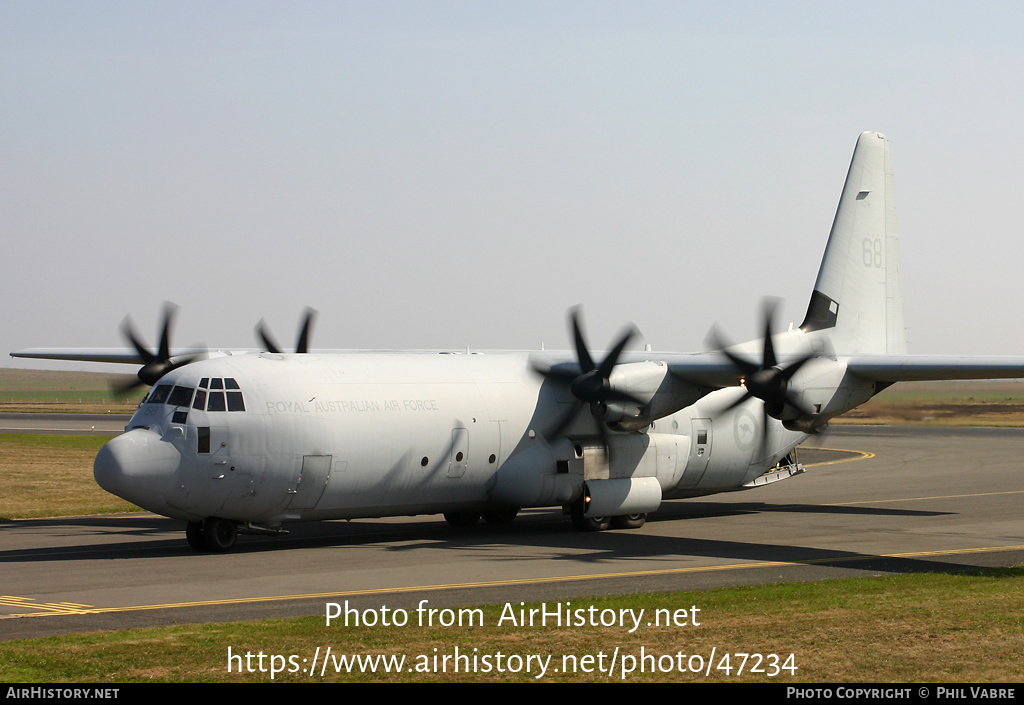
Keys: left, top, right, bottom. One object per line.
{"left": 145, "top": 385, "right": 173, "bottom": 404}
{"left": 226, "top": 391, "right": 245, "bottom": 411}
{"left": 207, "top": 391, "right": 226, "bottom": 412}
{"left": 193, "top": 378, "right": 245, "bottom": 412}
{"left": 167, "top": 386, "right": 195, "bottom": 408}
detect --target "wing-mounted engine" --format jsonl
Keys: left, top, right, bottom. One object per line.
{"left": 778, "top": 357, "right": 877, "bottom": 432}
{"left": 708, "top": 299, "right": 842, "bottom": 435}
{"left": 533, "top": 308, "right": 711, "bottom": 444}
{"left": 602, "top": 360, "right": 710, "bottom": 431}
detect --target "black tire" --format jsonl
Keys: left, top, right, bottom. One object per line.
{"left": 610, "top": 513, "right": 647, "bottom": 530}
{"left": 570, "top": 499, "right": 610, "bottom": 532}
{"left": 203, "top": 517, "right": 238, "bottom": 551}
{"left": 185, "top": 521, "right": 206, "bottom": 551}
{"left": 482, "top": 507, "right": 519, "bottom": 525}
{"left": 444, "top": 511, "right": 480, "bottom": 528}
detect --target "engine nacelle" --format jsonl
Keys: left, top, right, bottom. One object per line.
{"left": 603, "top": 361, "right": 709, "bottom": 432}
{"left": 778, "top": 358, "right": 876, "bottom": 430}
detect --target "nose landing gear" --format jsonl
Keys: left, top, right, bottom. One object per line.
{"left": 185, "top": 517, "right": 238, "bottom": 552}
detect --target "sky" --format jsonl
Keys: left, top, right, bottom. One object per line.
{"left": 3, "top": 1, "right": 1024, "bottom": 372}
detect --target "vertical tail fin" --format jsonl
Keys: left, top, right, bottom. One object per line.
{"left": 801, "top": 131, "right": 907, "bottom": 355}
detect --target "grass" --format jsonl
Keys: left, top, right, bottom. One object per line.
{"left": 1, "top": 569, "right": 1022, "bottom": 682}
{"left": 0, "top": 434, "right": 137, "bottom": 518}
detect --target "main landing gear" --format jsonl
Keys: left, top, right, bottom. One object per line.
{"left": 186, "top": 517, "right": 238, "bottom": 552}
{"left": 569, "top": 497, "right": 646, "bottom": 532}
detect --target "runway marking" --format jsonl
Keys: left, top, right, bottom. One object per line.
{"left": 800, "top": 447, "right": 875, "bottom": 467}
{"left": 0, "top": 596, "right": 97, "bottom": 615}
{"left": 6, "top": 543, "right": 1024, "bottom": 620}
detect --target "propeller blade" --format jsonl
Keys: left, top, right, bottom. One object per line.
{"left": 121, "top": 318, "right": 158, "bottom": 365}
{"left": 256, "top": 320, "right": 283, "bottom": 353}
{"left": 569, "top": 308, "right": 596, "bottom": 373}
{"left": 295, "top": 308, "right": 316, "bottom": 354}
{"left": 597, "top": 325, "right": 637, "bottom": 379}
{"left": 761, "top": 298, "right": 780, "bottom": 369}
{"left": 256, "top": 308, "right": 317, "bottom": 353}
{"left": 156, "top": 303, "right": 177, "bottom": 363}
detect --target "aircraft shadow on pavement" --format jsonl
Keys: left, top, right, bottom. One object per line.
{"left": 0, "top": 499, "right": 994, "bottom": 584}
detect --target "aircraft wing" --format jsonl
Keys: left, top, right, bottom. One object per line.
{"left": 661, "top": 353, "right": 1024, "bottom": 386}
{"left": 11, "top": 348, "right": 152, "bottom": 365}
{"left": 844, "top": 355, "right": 1024, "bottom": 383}
{"left": 9, "top": 348, "right": 239, "bottom": 365}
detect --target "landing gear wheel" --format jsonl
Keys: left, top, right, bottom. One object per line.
{"left": 444, "top": 511, "right": 480, "bottom": 528}
{"left": 203, "top": 517, "right": 238, "bottom": 551}
{"left": 570, "top": 499, "right": 610, "bottom": 532}
{"left": 185, "top": 521, "right": 206, "bottom": 551}
{"left": 482, "top": 507, "right": 519, "bottom": 525}
{"left": 610, "top": 513, "right": 647, "bottom": 530}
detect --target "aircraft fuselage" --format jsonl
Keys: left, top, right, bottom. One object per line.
{"left": 94, "top": 350, "right": 807, "bottom": 530}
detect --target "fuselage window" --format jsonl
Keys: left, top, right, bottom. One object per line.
{"left": 146, "top": 385, "right": 173, "bottom": 404}
{"left": 198, "top": 426, "right": 211, "bottom": 454}
{"left": 210, "top": 378, "right": 224, "bottom": 390}
{"left": 167, "top": 386, "right": 195, "bottom": 407}
{"left": 207, "top": 391, "right": 227, "bottom": 412}
{"left": 225, "top": 378, "right": 240, "bottom": 390}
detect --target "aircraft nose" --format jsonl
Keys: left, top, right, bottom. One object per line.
{"left": 94, "top": 429, "right": 180, "bottom": 510}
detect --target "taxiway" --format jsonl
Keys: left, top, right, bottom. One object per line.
{"left": 2, "top": 425, "right": 1023, "bottom": 641}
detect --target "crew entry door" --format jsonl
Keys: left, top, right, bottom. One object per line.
{"left": 289, "top": 455, "right": 333, "bottom": 510}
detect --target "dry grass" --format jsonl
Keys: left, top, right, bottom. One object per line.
{"left": 0, "top": 434, "right": 137, "bottom": 518}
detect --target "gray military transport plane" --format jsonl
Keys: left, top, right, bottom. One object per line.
{"left": 13, "top": 132, "right": 1024, "bottom": 552}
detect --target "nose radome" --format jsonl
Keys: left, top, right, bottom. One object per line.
{"left": 94, "top": 429, "right": 181, "bottom": 510}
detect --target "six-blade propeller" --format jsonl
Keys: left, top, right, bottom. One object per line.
{"left": 116, "top": 303, "right": 203, "bottom": 394}
{"left": 532, "top": 307, "right": 644, "bottom": 452}
{"left": 707, "top": 299, "right": 817, "bottom": 420}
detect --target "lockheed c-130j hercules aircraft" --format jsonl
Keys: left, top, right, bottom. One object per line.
{"left": 14, "top": 131, "right": 1024, "bottom": 552}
